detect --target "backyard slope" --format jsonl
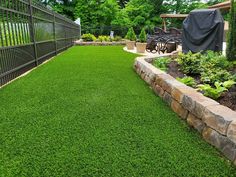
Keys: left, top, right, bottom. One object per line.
{"left": 0, "top": 46, "right": 236, "bottom": 176}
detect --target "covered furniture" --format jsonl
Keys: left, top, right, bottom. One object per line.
{"left": 182, "top": 9, "right": 224, "bottom": 53}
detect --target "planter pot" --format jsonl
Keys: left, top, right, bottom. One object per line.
{"left": 126, "top": 41, "right": 135, "bottom": 50}
{"left": 136, "top": 42, "right": 147, "bottom": 53}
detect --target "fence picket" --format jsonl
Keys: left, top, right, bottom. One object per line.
{"left": 0, "top": 0, "right": 80, "bottom": 86}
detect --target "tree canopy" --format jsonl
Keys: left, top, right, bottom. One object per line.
{"left": 41, "top": 0, "right": 225, "bottom": 36}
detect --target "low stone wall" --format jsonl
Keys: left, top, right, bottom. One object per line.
{"left": 134, "top": 55, "right": 236, "bottom": 164}
{"left": 75, "top": 41, "right": 126, "bottom": 46}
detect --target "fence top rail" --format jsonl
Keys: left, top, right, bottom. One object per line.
{"left": 31, "top": 0, "right": 78, "bottom": 26}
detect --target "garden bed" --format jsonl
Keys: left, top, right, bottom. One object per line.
{"left": 152, "top": 52, "right": 236, "bottom": 111}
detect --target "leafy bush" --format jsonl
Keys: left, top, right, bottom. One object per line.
{"left": 177, "top": 77, "right": 196, "bottom": 87}
{"left": 223, "top": 80, "right": 236, "bottom": 89}
{"left": 98, "top": 35, "right": 111, "bottom": 42}
{"left": 200, "top": 68, "right": 232, "bottom": 84}
{"left": 139, "top": 28, "right": 147, "bottom": 43}
{"left": 125, "top": 27, "right": 136, "bottom": 41}
{"left": 153, "top": 57, "right": 171, "bottom": 71}
{"left": 197, "top": 80, "right": 235, "bottom": 100}
{"left": 176, "top": 52, "right": 202, "bottom": 75}
{"left": 177, "top": 51, "right": 233, "bottom": 85}
{"left": 113, "top": 36, "right": 122, "bottom": 42}
{"left": 98, "top": 36, "right": 104, "bottom": 42}
{"left": 233, "top": 74, "right": 236, "bottom": 81}
{"left": 200, "top": 51, "right": 230, "bottom": 70}
{"left": 104, "top": 36, "right": 111, "bottom": 42}
{"left": 198, "top": 82, "right": 228, "bottom": 100}
{"left": 233, "top": 61, "right": 236, "bottom": 66}
{"left": 81, "top": 33, "right": 96, "bottom": 41}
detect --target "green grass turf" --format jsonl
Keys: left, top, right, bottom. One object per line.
{"left": 0, "top": 46, "right": 236, "bottom": 176}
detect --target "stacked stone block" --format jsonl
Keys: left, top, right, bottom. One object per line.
{"left": 134, "top": 55, "right": 236, "bottom": 164}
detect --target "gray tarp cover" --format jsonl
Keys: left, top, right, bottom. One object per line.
{"left": 182, "top": 9, "right": 224, "bottom": 53}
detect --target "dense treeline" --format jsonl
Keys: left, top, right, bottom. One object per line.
{"left": 41, "top": 0, "right": 225, "bottom": 36}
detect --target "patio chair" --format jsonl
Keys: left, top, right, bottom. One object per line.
{"left": 154, "top": 27, "right": 167, "bottom": 36}
{"left": 169, "top": 27, "right": 182, "bottom": 37}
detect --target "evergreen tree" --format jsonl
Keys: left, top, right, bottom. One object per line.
{"left": 227, "top": 0, "right": 236, "bottom": 61}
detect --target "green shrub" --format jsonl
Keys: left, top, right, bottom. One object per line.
{"left": 104, "top": 36, "right": 111, "bottom": 42}
{"left": 226, "top": 0, "right": 236, "bottom": 61}
{"left": 125, "top": 27, "right": 136, "bottom": 41}
{"left": 153, "top": 57, "right": 171, "bottom": 71}
{"left": 139, "top": 28, "right": 147, "bottom": 43}
{"left": 197, "top": 80, "right": 235, "bottom": 100}
{"left": 232, "top": 61, "right": 236, "bottom": 66}
{"left": 176, "top": 52, "right": 202, "bottom": 75}
{"left": 233, "top": 74, "right": 236, "bottom": 81}
{"left": 223, "top": 80, "right": 236, "bottom": 89}
{"left": 199, "top": 52, "right": 232, "bottom": 84}
{"left": 177, "top": 77, "right": 196, "bottom": 87}
{"left": 113, "top": 36, "right": 122, "bottom": 42}
{"left": 177, "top": 51, "right": 233, "bottom": 85}
{"left": 200, "top": 68, "right": 232, "bottom": 84}
{"left": 198, "top": 82, "right": 228, "bottom": 100}
{"left": 81, "top": 33, "right": 96, "bottom": 41}
{"left": 98, "top": 35, "right": 111, "bottom": 42}
{"left": 125, "top": 29, "right": 130, "bottom": 40}
{"left": 98, "top": 36, "right": 105, "bottom": 42}
{"left": 201, "top": 51, "right": 230, "bottom": 70}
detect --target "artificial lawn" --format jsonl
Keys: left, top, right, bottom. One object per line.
{"left": 0, "top": 46, "right": 236, "bottom": 176}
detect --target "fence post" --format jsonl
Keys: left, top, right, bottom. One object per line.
{"left": 28, "top": 0, "right": 38, "bottom": 66}
{"left": 53, "top": 12, "right": 57, "bottom": 55}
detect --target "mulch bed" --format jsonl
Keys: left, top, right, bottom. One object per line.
{"left": 166, "top": 60, "right": 236, "bottom": 111}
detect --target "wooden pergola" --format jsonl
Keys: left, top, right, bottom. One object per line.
{"left": 160, "top": 1, "right": 231, "bottom": 31}
{"left": 208, "top": 1, "right": 230, "bottom": 10}
{"left": 160, "top": 14, "right": 188, "bottom": 31}
{"left": 208, "top": 1, "right": 231, "bottom": 31}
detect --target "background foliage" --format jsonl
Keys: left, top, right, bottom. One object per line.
{"left": 40, "top": 0, "right": 225, "bottom": 36}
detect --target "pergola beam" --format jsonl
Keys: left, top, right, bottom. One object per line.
{"left": 160, "top": 14, "right": 188, "bottom": 31}
{"left": 160, "top": 14, "right": 189, "bottom": 18}
{"left": 208, "top": 1, "right": 230, "bottom": 10}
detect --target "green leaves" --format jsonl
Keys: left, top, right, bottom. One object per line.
{"left": 138, "top": 28, "right": 147, "bottom": 43}
{"left": 125, "top": 27, "right": 136, "bottom": 41}
{"left": 200, "top": 68, "right": 232, "bottom": 84}
{"left": 174, "top": 51, "right": 236, "bottom": 100}
{"left": 81, "top": 33, "right": 97, "bottom": 41}
{"left": 176, "top": 77, "right": 196, "bottom": 87}
{"left": 223, "top": 80, "right": 236, "bottom": 89}
{"left": 98, "top": 35, "right": 111, "bottom": 42}
{"left": 198, "top": 82, "right": 227, "bottom": 100}
{"left": 197, "top": 80, "right": 236, "bottom": 100}
{"left": 176, "top": 51, "right": 233, "bottom": 85}
{"left": 153, "top": 57, "right": 171, "bottom": 71}
{"left": 176, "top": 52, "right": 202, "bottom": 75}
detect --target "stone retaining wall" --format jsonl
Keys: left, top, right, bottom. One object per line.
{"left": 134, "top": 55, "right": 236, "bottom": 164}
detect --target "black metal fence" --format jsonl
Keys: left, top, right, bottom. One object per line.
{"left": 0, "top": 0, "right": 80, "bottom": 86}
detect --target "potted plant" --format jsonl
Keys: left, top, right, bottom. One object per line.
{"left": 125, "top": 27, "right": 136, "bottom": 50}
{"left": 136, "top": 28, "right": 147, "bottom": 53}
